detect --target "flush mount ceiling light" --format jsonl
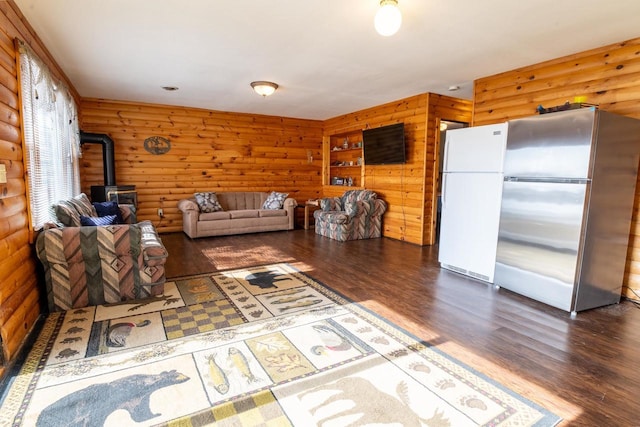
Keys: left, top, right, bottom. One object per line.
{"left": 250, "top": 81, "right": 279, "bottom": 97}
{"left": 375, "top": 0, "right": 402, "bottom": 37}
{"left": 161, "top": 86, "right": 179, "bottom": 91}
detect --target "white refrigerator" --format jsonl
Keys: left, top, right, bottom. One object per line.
{"left": 438, "top": 123, "right": 507, "bottom": 283}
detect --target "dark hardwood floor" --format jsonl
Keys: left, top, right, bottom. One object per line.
{"left": 162, "top": 229, "right": 640, "bottom": 426}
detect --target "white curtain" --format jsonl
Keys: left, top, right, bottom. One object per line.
{"left": 18, "top": 40, "right": 80, "bottom": 230}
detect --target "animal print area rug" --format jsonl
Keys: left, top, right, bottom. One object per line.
{"left": 0, "top": 263, "right": 561, "bottom": 426}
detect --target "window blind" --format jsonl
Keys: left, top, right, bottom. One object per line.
{"left": 18, "top": 40, "right": 80, "bottom": 230}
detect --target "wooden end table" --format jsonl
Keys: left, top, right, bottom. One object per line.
{"left": 304, "top": 199, "right": 320, "bottom": 230}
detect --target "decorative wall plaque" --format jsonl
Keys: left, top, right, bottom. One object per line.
{"left": 143, "top": 136, "right": 171, "bottom": 155}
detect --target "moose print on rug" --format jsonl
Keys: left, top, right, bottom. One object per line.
{"left": 36, "top": 370, "right": 189, "bottom": 426}
{"left": 298, "top": 377, "right": 451, "bottom": 427}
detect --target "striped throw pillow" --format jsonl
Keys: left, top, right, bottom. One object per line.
{"left": 54, "top": 193, "right": 97, "bottom": 227}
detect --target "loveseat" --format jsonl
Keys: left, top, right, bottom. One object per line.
{"left": 36, "top": 193, "right": 168, "bottom": 312}
{"left": 177, "top": 191, "right": 297, "bottom": 238}
{"left": 314, "top": 189, "right": 387, "bottom": 242}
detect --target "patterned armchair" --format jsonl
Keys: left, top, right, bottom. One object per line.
{"left": 313, "top": 190, "right": 387, "bottom": 242}
{"left": 36, "top": 194, "right": 168, "bottom": 312}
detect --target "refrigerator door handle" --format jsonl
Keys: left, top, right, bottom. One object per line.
{"left": 441, "top": 174, "right": 447, "bottom": 207}
{"left": 444, "top": 136, "right": 451, "bottom": 172}
{"left": 505, "top": 176, "right": 589, "bottom": 184}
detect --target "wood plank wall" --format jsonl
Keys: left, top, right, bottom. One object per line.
{"left": 323, "top": 94, "right": 471, "bottom": 245}
{"left": 473, "top": 36, "right": 640, "bottom": 301}
{"left": 79, "top": 99, "right": 324, "bottom": 233}
{"left": 0, "top": 0, "right": 79, "bottom": 373}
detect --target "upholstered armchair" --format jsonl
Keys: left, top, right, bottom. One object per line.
{"left": 36, "top": 194, "right": 168, "bottom": 312}
{"left": 313, "top": 189, "right": 387, "bottom": 242}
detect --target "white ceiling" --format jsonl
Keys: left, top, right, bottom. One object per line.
{"left": 13, "top": 0, "right": 640, "bottom": 121}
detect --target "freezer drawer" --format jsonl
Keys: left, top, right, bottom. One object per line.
{"left": 438, "top": 172, "right": 503, "bottom": 283}
{"left": 494, "top": 180, "right": 588, "bottom": 311}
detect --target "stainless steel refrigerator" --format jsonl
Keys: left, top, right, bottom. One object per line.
{"left": 494, "top": 108, "right": 640, "bottom": 313}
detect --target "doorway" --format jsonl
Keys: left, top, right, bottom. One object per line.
{"left": 435, "top": 120, "right": 468, "bottom": 243}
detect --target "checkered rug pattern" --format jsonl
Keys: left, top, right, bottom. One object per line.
{"left": 162, "top": 300, "right": 244, "bottom": 339}
{"left": 160, "top": 390, "right": 292, "bottom": 427}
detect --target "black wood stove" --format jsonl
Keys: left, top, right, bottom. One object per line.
{"left": 80, "top": 131, "right": 137, "bottom": 207}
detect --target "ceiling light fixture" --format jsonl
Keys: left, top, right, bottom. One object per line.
{"left": 162, "top": 86, "right": 179, "bottom": 91}
{"left": 448, "top": 85, "right": 460, "bottom": 92}
{"left": 375, "top": 0, "right": 402, "bottom": 37}
{"left": 250, "top": 81, "right": 279, "bottom": 97}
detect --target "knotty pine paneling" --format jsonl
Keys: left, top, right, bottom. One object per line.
{"left": 0, "top": 0, "right": 79, "bottom": 373}
{"left": 323, "top": 94, "right": 471, "bottom": 246}
{"left": 473, "top": 37, "right": 640, "bottom": 125}
{"left": 472, "top": 36, "right": 640, "bottom": 301}
{"left": 79, "top": 99, "right": 324, "bottom": 233}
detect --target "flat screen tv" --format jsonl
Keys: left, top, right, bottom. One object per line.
{"left": 363, "top": 123, "right": 406, "bottom": 165}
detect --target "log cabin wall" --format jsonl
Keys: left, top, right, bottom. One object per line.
{"left": 0, "top": 1, "right": 79, "bottom": 373}
{"left": 323, "top": 94, "right": 471, "bottom": 245}
{"left": 472, "top": 36, "right": 640, "bottom": 301}
{"left": 79, "top": 98, "right": 324, "bottom": 233}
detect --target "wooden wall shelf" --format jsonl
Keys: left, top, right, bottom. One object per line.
{"left": 323, "top": 131, "right": 364, "bottom": 188}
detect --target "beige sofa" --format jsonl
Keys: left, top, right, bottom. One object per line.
{"left": 178, "top": 192, "right": 297, "bottom": 238}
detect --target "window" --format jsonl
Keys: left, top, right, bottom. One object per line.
{"left": 18, "top": 40, "right": 80, "bottom": 230}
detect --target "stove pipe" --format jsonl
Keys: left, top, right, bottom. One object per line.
{"left": 80, "top": 131, "right": 116, "bottom": 186}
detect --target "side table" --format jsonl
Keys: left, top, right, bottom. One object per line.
{"left": 304, "top": 199, "right": 320, "bottom": 230}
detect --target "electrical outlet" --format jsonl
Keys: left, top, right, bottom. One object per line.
{"left": 157, "top": 208, "right": 164, "bottom": 218}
